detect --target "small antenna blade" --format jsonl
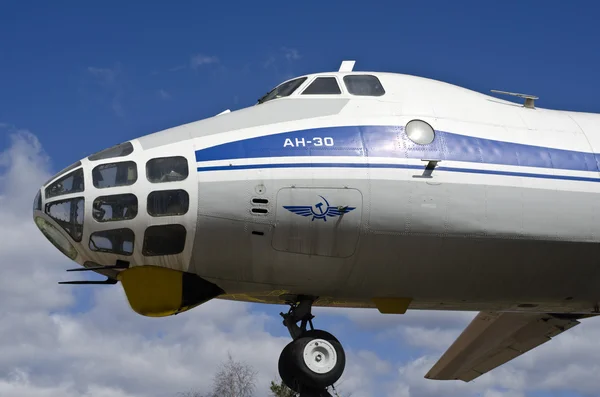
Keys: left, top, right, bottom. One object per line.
{"left": 59, "top": 277, "right": 118, "bottom": 285}
{"left": 491, "top": 89, "right": 538, "bottom": 109}
{"left": 338, "top": 60, "right": 356, "bottom": 72}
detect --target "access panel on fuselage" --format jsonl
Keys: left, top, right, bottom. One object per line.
{"left": 272, "top": 188, "right": 363, "bottom": 258}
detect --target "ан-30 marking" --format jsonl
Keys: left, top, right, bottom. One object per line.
{"left": 283, "top": 137, "right": 334, "bottom": 147}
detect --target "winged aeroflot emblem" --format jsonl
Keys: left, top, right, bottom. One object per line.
{"left": 283, "top": 195, "right": 356, "bottom": 222}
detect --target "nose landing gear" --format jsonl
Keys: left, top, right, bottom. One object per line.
{"left": 278, "top": 296, "right": 346, "bottom": 397}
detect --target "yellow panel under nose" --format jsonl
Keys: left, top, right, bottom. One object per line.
{"left": 372, "top": 297, "right": 413, "bottom": 314}
{"left": 117, "top": 266, "right": 224, "bottom": 317}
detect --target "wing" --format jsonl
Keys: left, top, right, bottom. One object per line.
{"left": 325, "top": 206, "right": 356, "bottom": 217}
{"left": 425, "top": 311, "right": 594, "bottom": 382}
{"left": 283, "top": 205, "right": 314, "bottom": 217}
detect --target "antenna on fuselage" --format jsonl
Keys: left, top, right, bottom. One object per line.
{"left": 338, "top": 60, "right": 356, "bottom": 72}
{"left": 491, "top": 89, "right": 538, "bottom": 109}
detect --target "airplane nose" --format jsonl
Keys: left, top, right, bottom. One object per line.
{"left": 32, "top": 140, "right": 195, "bottom": 273}
{"left": 32, "top": 160, "right": 84, "bottom": 261}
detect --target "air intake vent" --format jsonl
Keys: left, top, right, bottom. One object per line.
{"left": 251, "top": 208, "right": 268, "bottom": 214}
{"left": 252, "top": 198, "right": 269, "bottom": 204}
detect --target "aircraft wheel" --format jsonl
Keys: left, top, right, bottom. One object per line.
{"left": 278, "top": 341, "right": 302, "bottom": 392}
{"left": 288, "top": 330, "right": 346, "bottom": 390}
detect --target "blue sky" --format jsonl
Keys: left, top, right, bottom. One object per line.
{"left": 3, "top": 0, "right": 600, "bottom": 169}
{"left": 1, "top": 1, "right": 600, "bottom": 397}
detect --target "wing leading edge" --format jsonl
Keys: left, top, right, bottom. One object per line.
{"left": 425, "top": 311, "right": 594, "bottom": 382}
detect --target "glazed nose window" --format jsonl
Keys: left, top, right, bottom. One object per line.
{"left": 45, "top": 197, "right": 85, "bottom": 242}
{"left": 92, "top": 161, "right": 137, "bottom": 189}
{"left": 89, "top": 228, "right": 134, "bottom": 255}
{"left": 147, "top": 190, "right": 189, "bottom": 217}
{"left": 88, "top": 142, "right": 134, "bottom": 161}
{"left": 146, "top": 156, "right": 188, "bottom": 183}
{"left": 33, "top": 189, "right": 42, "bottom": 211}
{"left": 93, "top": 194, "right": 138, "bottom": 222}
{"left": 45, "top": 168, "right": 84, "bottom": 199}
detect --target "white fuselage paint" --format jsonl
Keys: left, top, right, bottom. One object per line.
{"left": 40, "top": 71, "right": 600, "bottom": 314}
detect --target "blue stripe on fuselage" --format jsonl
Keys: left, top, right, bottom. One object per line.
{"left": 196, "top": 162, "right": 600, "bottom": 182}
{"left": 195, "top": 125, "right": 600, "bottom": 174}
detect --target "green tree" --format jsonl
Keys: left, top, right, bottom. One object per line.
{"left": 269, "top": 378, "right": 297, "bottom": 397}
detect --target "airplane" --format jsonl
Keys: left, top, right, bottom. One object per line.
{"left": 32, "top": 59, "right": 600, "bottom": 396}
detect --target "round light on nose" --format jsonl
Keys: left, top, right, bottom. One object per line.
{"left": 406, "top": 119, "right": 435, "bottom": 145}
{"left": 34, "top": 216, "right": 78, "bottom": 260}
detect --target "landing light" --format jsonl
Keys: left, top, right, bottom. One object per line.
{"left": 406, "top": 119, "right": 435, "bottom": 145}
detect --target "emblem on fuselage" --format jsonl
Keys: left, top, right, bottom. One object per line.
{"left": 283, "top": 195, "right": 356, "bottom": 222}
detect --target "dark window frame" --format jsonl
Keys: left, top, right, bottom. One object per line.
{"left": 88, "top": 142, "right": 134, "bottom": 161}
{"left": 343, "top": 75, "right": 386, "bottom": 96}
{"left": 257, "top": 77, "right": 308, "bottom": 104}
{"left": 45, "top": 167, "right": 85, "bottom": 199}
{"left": 44, "top": 196, "right": 85, "bottom": 242}
{"left": 34, "top": 189, "right": 42, "bottom": 211}
{"left": 142, "top": 224, "right": 187, "bottom": 256}
{"left": 92, "top": 161, "right": 138, "bottom": 189}
{"left": 147, "top": 190, "right": 190, "bottom": 217}
{"left": 93, "top": 193, "right": 139, "bottom": 222}
{"left": 146, "top": 156, "right": 189, "bottom": 184}
{"left": 301, "top": 77, "right": 342, "bottom": 95}
{"left": 89, "top": 228, "right": 135, "bottom": 256}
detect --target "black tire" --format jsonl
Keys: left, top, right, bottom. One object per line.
{"left": 278, "top": 341, "right": 302, "bottom": 392}
{"left": 289, "top": 329, "right": 346, "bottom": 389}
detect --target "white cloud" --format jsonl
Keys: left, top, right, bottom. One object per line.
{"left": 400, "top": 326, "right": 463, "bottom": 352}
{"left": 190, "top": 54, "right": 219, "bottom": 69}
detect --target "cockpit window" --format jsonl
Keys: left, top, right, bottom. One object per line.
{"left": 343, "top": 75, "right": 385, "bottom": 96}
{"left": 93, "top": 194, "right": 138, "bottom": 222}
{"left": 45, "top": 197, "right": 84, "bottom": 242}
{"left": 45, "top": 168, "right": 84, "bottom": 199}
{"left": 89, "top": 228, "right": 134, "bottom": 256}
{"left": 88, "top": 142, "right": 134, "bottom": 161}
{"left": 92, "top": 161, "right": 138, "bottom": 189}
{"left": 257, "top": 77, "right": 307, "bottom": 104}
{"left": 146, "top": 156, "right": 188, "bottom": 183}
{"left": 301, "top": 77, "right": 341, "bottom": 95}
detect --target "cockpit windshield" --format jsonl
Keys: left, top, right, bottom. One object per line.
{"left": 257, "top": 77, "right": 307, "bottom": 104}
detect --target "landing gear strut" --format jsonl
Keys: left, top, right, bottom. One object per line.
{"left": 278, "top": 296, "right": 346, "bottom": 397}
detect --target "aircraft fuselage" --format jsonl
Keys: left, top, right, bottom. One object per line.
{"left": 35, "top": 70, "right": 600, "bottom": 316}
